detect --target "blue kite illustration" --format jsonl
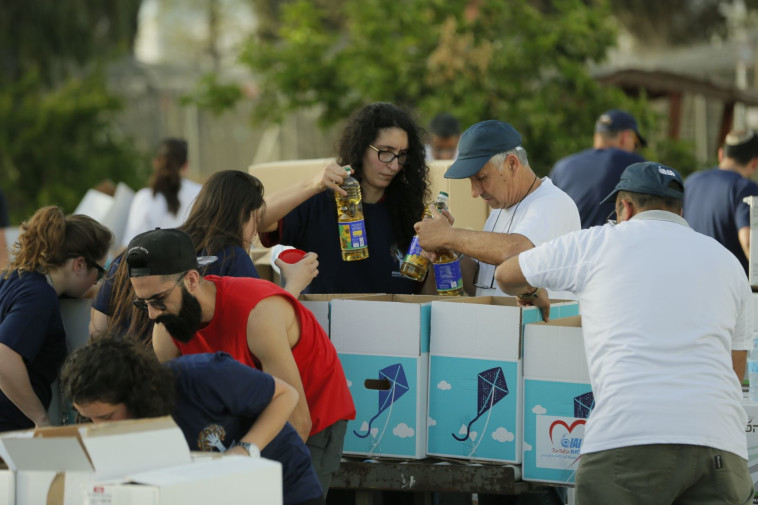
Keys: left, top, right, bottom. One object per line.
{"left": 353, "top": 363, "right": 409, "bottom": 439}
{"left": 574, "top": 391, "right": 594, "bottom": 419}
{"left": 452, "top": 367, "right": 508, "bottom": 442}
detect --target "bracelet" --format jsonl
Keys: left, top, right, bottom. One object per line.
{"left": 237, "top": 441, "right": 260, "bottom": 458}
{"left": 517, "top": 287, "right": 540, "bottom": 301}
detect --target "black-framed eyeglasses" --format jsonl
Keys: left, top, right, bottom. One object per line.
{"left": 132, "top": 272, "right": 187, "bottom": 312}
{"left": 85, "top": 259, "right": 106, "bottom": 282}
{"left": 368, "top": 144, "right": 408, "bottom": 165}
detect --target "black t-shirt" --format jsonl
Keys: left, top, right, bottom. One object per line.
{"left": 262, "top": 191, "right": 419, "bottom": 294}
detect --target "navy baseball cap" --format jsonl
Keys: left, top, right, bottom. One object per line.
{"left": 444, "top": 120, "right": 523, "bottom": 179}
{"left": 600, "top": 161, "right": 684, "bottom": 204}
{"left": 126, "top": 228, "right": 216, "bottom": 277}
{"left": 595, "top": 109, "right": 647, "bottom": 147}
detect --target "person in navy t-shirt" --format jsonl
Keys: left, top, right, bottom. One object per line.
{"left": 550, "top": 109, "right": 646, "bottom": 228}
{"left": 260, "top": 102, "right": 431, "bottom": 294}
{"left": 0, "top": 206, "right": 111, "bottom": 432}
{"left": 61, "top": 337, "right": 324, "bottom": 505}
{"left": 684, "top": 129, "right": 758, "bottom": 275}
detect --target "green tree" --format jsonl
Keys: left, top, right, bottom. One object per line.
{"left": 0, "top": 0, "right": 144, "bottom": 223}
{"left": 239, "top": 0, "right": 666, "bottom": 173}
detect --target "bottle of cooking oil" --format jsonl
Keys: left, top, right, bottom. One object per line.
{"left": 335, "top": 167, "right": 369, "bottom": 261}
{"left": 432, "top": 192, "right": 464, "bottom": 295}
{"left": 400, "top": 192, "right": 450, "bottom": 281}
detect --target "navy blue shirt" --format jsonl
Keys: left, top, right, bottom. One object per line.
{"left": 0, "top": 271, "right": 66, "bottom": 431}
{"left": 168, "top": 353, "right": 322, "bottom": 505}
{"left": 262, "top": 191, "right": 419, "bottom": 294}
{"left": 93, "top": 245, "right": 259, "bottom": 341}
{"left": 550, "top": 148, "right": 645, "bottom": 228}
{"left": 684, "top": 168, "right": 758, "bottom": 275}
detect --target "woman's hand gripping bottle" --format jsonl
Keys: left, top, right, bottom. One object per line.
{"left": 335, "top": 167, "right": 369, "bottom": 261}
{"left": 400, "top": 192, "right": 450, "bottom": 281}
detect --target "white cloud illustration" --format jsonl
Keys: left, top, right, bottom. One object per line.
{"left": 491, "top": 427, "right": 514, "bottom": 443}
{"left": 393, "top": 423, "right": 415, "bottom": 438}
{"left": 437, "top": 380, "right": 452, "bottom": 391}
{"left": 428, "top": 417, "right": 437, "bottom": 427}
{"left": 532, "top": 405, "right": 547, "bottom": 415}
{"left": 523, "top": 442, "right": 533, "bottom": 452}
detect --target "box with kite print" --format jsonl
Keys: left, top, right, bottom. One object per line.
{"left": 522, "top": 316, "right": 591, "bottom": 484}
{"left": 331, "top": 295, "right": 453, "bottom": 458}
{"left": 426, "top": 297, "right": 579, "bottom": 463}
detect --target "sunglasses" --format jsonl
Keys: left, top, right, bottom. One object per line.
{"left": 132, "top": 273, "right": 187, "bottom": 312}
{"left": 86, "top": 259, "right": 107, "bottom": 282}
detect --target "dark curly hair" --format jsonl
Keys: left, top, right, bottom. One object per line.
{"left": 336, "top": 102, "right": 430, "bottom": 251}
{"left": 59, "top": 336, "right": 175, "bottom": 420}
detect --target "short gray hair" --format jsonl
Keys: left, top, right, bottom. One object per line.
{"left": 490, "top": 146, "right": 529, "bottom": 171}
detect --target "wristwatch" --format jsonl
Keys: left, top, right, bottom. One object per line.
{"left": 517, "top": 287, "right": 540, "bottom": 301}
{"left": 237, "top": 441, "right": 260, "bottom": 458}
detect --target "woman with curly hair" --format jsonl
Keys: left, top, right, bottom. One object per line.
{"left": 90, "top": 170, "right": 317, "bottom": 344}
{"left": 260, "top": 102, "right": 431, "bottom": 294}
{"left": 121, "top": 138, "right": 202, "bottom": 247}
{"left": 60, "top": 337, "right": 324, "bottom": 505}
{"left": 0, "top": 206, "right": 112, "bottom": 431}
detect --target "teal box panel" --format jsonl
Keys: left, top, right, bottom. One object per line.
{"left": 427, "top": 356, "right": 520, "bottom": 462}
{"left": 341, "top": 353, "right": 424, "bottom": 458}
{"left": 523, "top": 379, "right": 593, "bottom": 484}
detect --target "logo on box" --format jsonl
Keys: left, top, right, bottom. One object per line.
{"left": 536, "top": 415, "right": 585, "bottom": 470}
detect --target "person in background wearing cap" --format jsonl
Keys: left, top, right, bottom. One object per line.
{"left": 684, "top": 129, "right": 758, "bottom": 276}
{"left": 60, "top": 337, "right": 325, "bottom": 505}
{"left": 496, "top": 161, "right": 753, "bottom": 505}
{"left": 549, "top": 109, "right": 646, "bottom": 229}
{"left": 414, "top": 119, "right": 580, "bottom": 298}
{"left": 426, "top": 112, "right": 461, "bottom": 161}
{"left": 125, "top": 228, "right": 354, "bottom": 498}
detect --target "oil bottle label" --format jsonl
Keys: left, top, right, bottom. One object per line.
{"left": 433, "top": 259, "right": 463, "bottom": 292}
{"left": 338, "top": 220, "right": 367, "bottom": 250}
{"left": 403, "top": 236, "right": 423, "bottom": 261}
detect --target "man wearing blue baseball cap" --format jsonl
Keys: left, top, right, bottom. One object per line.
{"left": 549, "top": 109, "right": 646, "bottom": 228}
{"left": 496, "top": 161, "right": 753, "bottom": 504}
{"left": 414, "top": 119, "right": 580, "bottom": 298}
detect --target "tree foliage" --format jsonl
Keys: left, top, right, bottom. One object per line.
{"left": 240, "top": 0, "right": 671, "bottom": 173}
{"left": 0, "top": 0, "right": 144, "bottom": 223}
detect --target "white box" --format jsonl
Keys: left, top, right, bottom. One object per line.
{"left": 743, "top": 399, "right": 758, "bottom": 502}
{"left": 522, "top": 316, "right": 591, "bottom": 484}
{"left": 427, "top": 297, "right": 579, "bottom": 464}
{"left": 745, "top": 195, "right": 758, "bottom": 288}
{"left": 331, "top": 295, "right": 443, "bottom": 458}
{"left": 0, "top": 469, "right": 14, "bottom": 505}
{"left": 86, "top": 456, "right": 282, "bottom": 505}
{"left": 0, "top": 417, "right": 191, "bottom": 505}
{"left": 298, "top": 294, "right": 392, "bottom": 339}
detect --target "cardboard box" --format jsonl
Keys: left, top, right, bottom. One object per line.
{"left": 331, "top": 295, "right": 449, "bottom": 458}
{"left": 86, "top": 456, "right": 282, "bottom": 505}
{"left": 0, "top": 469, "right": 13, "bottom": 505}
{"left": 522, "top": 316, "right": 591, "bottom": 484}
{"left": 426, "top": 297, "right": 579, "bottom": 464}
{"left": 747, "top": 196, "right": 758, "bottom": 288}
{"left": 0, "top": 417, "right": 191, "bottom": 505}
{"left": 299, "top": 294, "right": 393, "bottom": 338}
{"left": 742, "top": 398, "right": 758, "bottom": 503}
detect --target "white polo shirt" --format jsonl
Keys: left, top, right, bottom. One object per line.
{"left": 519, "top": 210, "right": 752, "bottom": 458}
{"left": 475, "top": 177, "right": 580, "bottom": 298}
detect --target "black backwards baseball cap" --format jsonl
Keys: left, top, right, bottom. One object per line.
{"left": 595, "top": 109, "right": 647, "bottom": 147}
{"left": 444, "top": 120, "right": 523, "bottom": 179}
{"left": 125, "top": 228, "right": 217, "bottom": 277}
{"left": 600, "top": 161, "right": 684, "bottom": 204}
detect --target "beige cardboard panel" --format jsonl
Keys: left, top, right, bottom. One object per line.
{"left": 523, "top": 322, "right": 589, "bottom": 382}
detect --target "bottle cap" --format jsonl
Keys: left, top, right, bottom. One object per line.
{"left": 278, "top": 249, "right": 307, "bottom": 264}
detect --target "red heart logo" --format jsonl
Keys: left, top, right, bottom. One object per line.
{"left": 549, "top": 419, "right": 586, "bottom": 444}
